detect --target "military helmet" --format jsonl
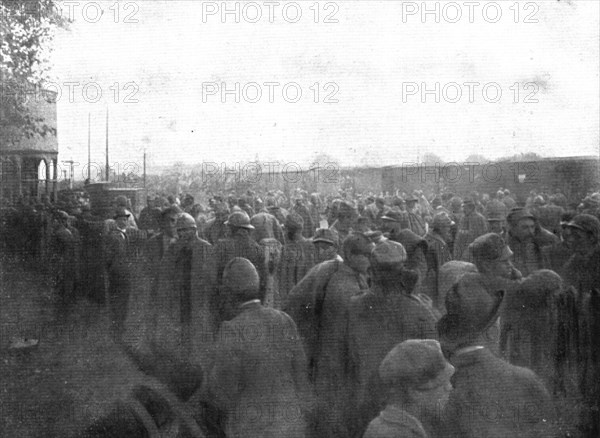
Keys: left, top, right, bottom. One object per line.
{"left": 223, "top": 257, "right": 260, "bottom": 298}
{"left": 176, "top": 213, "right": 197, "bottom": 230}
{"left": 225, "top": 211, "right": 255, "bottom": 230}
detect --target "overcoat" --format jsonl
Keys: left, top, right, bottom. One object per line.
{"left": 441, "top": 347, "right": 557, "bottom": 438}
{"left": 208, "top": 302, "right": 311, "bottom": 438}
{"left": 345, "top": 286, "right": 438, "bottom": 437}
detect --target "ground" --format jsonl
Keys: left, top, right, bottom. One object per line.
{"left": 0, "top": 255, "right": 147, "bottom": 438}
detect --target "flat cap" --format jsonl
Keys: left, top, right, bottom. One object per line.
{"left": 370, "top": 239, "right": 407, "bottom": 267}
{"left": 285, "top": 212, "right": 304, "bottom": 231}
{"left": 433, "top": 212, "right": 454, "bottom": 228}
{"left": 364, "top": 230, "right": 386, "bottom": 243}
{"left": 338, "top": 200, "right": 358, "bottom": 214}
{"left": 113, "top": 207, "right": 130, "bottom": 219}
{"left": 381, "top": 211, "right": 405, "bottom": 223}
{"left": 487, "top": 214, "right": 504, "bottom": 222}
{"left": 469, "top": 233, "right": 513, "bottom": 262}
{"left": 564, "top": 214, "right": 600, "bottom": 243}
{"left": 507, "top": 207, "right": 536, "bottom": 224}
{"left": 379, "top": 339, "right": 454, "bottom": 389}
{"left": 342, "top": 232, "right": 375, "bottom": 257}
{"left": 313, "top": 228, "right": 339, "bottom": 246}
{"left": 213, "top": 202, "right": 230, "bottom": 215}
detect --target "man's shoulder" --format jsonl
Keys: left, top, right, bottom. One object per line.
{"left": 192, "top": 236, "right": 212, "bottom": 249}
{"left": 147, "top": 232, "right": 164, "bottom": 242}
{"left": 327, "top": 263, "right": 359, "bottom": 286}
{"left": 348, "top": 290, "right": 382, "bottom": 314}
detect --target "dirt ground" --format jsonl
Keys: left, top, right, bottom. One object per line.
{"left": 0, "top": 256, "right": 149, "bottom": 438}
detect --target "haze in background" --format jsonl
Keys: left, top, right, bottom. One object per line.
{"left": 52, "top": 0, "right": 600, "bottom": 170}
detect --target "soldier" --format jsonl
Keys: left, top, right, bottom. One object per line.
{"left": 308, "top": 193, "right": 322, "bottom": 233}
{"left": 292, "top": 195, "right": 315, "bottom": 239}
{"left": 251, "top": 210, "right": 285, "bottom": 246}
{"left": 423, "top": 212, "right": 455, "bottom": 309}
{"left": 137, "top": 197, "right": 161, "bottom": 233}
{"left": 453, "top": 198, "right": 488, "bottom": 260}
{"left": 310, "top": 233, "right": 374, "bottom": 438}
{"left": 266, "top": 196, "right": 288, "bottom": 225}
{"left": 122, "top": 206, "right": 180, "bottom": 368}
{"left": 237, "top": 195, "right": 255, "bottom": 218}
{"left": 405, "top": 196, "right": 427, "bottom": 237}
{"left": 104, "top": 208, "right": 135, "bottom": 337}
{"left": 502, "top": 189, "right": 517, "bottom": 210}
{"left": 365, "top": 197, "right": 389, "bottom": 230}
{"left": 207, "top": 258, "right": 311, "bottom": 438}
{"left": 345, "top": 239, "right": 438, "bottom": 437}
{"left": 154, "top": 213, "right": 215, "bottom": 364}
{"left": 250, "top": 211, "right": 284, "bottom": 307}
{"left": 485, "top": 191, "right": 508, "bottom": 222}
{"left": 204, "top": 202, "right": 230, "bottom": 244}
{"left": 50, "top": 210, "right": 81, "bottom": 309}
{"left": 279, "top": 213, "right": 316, "bottom": 305}
{"left": 560, "top": 214, "right": 600, "bottom": 436}
{"left": 212, "top": 211, "right": 266, "bottom": 321}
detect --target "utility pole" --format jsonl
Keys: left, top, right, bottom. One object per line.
{"left": 87, "top": 112, "right": 91, "bottom": 182}
{"left": 105, "top": 108, "right": 109, "bottom": 181}
{"left": 63, "top": 160, "right": 75, "bottom": 190}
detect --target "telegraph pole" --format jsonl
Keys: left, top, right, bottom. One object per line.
{"left": 63, "top": 160, "right": 75, "bottom": 190}
{"left": 87, "top": 112, "right": 91, "bottom": 181}
{"left": 105, "top": 108, "right": 109, "bottom": 181}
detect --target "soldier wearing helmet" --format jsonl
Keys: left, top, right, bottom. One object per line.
{"left": 152, "top": 212, "right": 215, "bottom": 354}
{"left": 212, "top": 211, "right": 266, "bottom": 321}
{"left": 207, "top": 258, "right": 310, "bottom": 438}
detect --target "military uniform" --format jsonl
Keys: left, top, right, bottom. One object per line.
{"left": 208, "top": 301, "right": 311, "bottom": 438}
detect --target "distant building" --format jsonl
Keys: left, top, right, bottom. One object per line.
{"left": 0, "top": 87, "right": 59, "bottom": 202}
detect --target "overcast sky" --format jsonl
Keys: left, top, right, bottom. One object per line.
{"left": 51, "top": 0, "right": 599, "bottom": 170}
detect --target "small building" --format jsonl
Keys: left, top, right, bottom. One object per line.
{"left": 0, "top": 87, "right": 59, "bottom": 202}
{"left": 85, "top": 182, "right": 145, "bottom": 218}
